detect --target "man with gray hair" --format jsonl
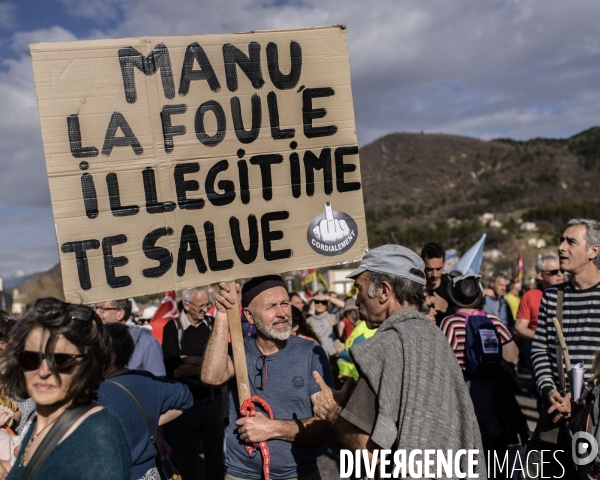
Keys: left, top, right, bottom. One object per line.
{"left": 162, "top": 286, "right": 225, "bottom": 479}
{"left": 533, "top": 219, "right": 600, "bottom": 418}
{"left": 514, "top": 253, "right": 564, "bottom": 371}
{"left": 530, "top": 219, "right": 600, "bottom": 475}
{"left": 95, "top": 298, "right": 165, "bottom": 377}
{"left": 311, "top": 245, "right": 485, "bottom": 477}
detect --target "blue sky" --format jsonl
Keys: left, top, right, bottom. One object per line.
{"left": 2, "top": 0, "right": 600, "bottom": 278}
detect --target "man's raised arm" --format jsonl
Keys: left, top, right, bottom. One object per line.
{"left": 200, "top": 282, "right": 237, "bottom": 386}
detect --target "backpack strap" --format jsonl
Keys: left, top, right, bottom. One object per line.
{"left": 173, "top": 316, "right": 184, "bottom": 349}
{"left": 21, "top": 403, "right": 95, "bottom": 480}
{"left": 588, "top": 385, "right": 600, "bottom": 427}
{"left": 555, "top": 283, "right": 566, "bottom": 394}
{"left": 106, "top": 379, "right": 158, "bottom": 455}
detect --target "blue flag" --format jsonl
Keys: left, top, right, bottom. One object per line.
{"left": 453, "top": 234, "right": 486, "bottom": 275}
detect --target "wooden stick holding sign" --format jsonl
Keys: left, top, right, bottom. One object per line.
{"left": 226, "top": 281, "right": 251, "bottom": 404}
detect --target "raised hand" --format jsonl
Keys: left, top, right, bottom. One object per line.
{"left": 311, "top": 371, "right": 356, "bottom": 424}
{"left": 215, "top": 281, "right": 240, "bottom": 312}
{"left": 0, "top": 407, "right": 14, "bottom": 429}
{"left": 313, "top": 202, "right": 350, "bottom": 243}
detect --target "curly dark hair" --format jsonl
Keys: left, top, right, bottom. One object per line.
{"left": 105, "top": 322, "right": 134, "bottom": 369}
{"left": 291, "top": 306, "right": 320, "bottom": 344}
{"left": 0, "top": 316, "right": 16, "bottom": 343}
{"left": 0, "top": 297, "right": 112, "bottom": 404}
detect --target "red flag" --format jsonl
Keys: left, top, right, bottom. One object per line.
{"left": 301, "top": 269, "right": 316, "bottom": 297}
{"left": 150, "top": 291, "right": 179, "bottom": 344}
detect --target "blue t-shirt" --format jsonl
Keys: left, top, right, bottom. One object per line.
{"left": 96, "top": 371, "right": 193, "bottom": 480}
{"left": 226, "top": 335, "right": 333, "bottom": 479}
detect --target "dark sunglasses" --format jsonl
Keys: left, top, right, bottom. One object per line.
{"left": 314, "top": 300, "right": 328, "bottom": 305}
{"left": 32, "top": 298, "right": 95, "bottom": 323}
{"left": 17, "top": 351, "right": 85, "bottom": 373}
{"left": 542, "top": 269, "right": 562, "bottom": 276}
{"left": 254, "top": 354, "right": 268, "bottom": 391}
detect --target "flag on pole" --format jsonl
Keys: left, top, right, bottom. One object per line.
{"left": 301, "top": 269, "right": 316, "bottom": 297}
{"left": 514, "top": 250, "right": 523, "bottom": 285}
{"left": 301, "top": 269, "right": 316, "bottom": 288}
{"left": 317, "top": 272, "right": 330, "bottom": 291}
{"left": 453, "top": 234, "right": 486, "bottom": 275}
{"left": 150, "top": 291, "right": 179, "bottom": 344}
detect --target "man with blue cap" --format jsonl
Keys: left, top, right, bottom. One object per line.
{"left": 312, "top": 245, "right": 486, "bottom": 478}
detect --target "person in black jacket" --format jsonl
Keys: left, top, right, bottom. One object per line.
{"left": 421, "top": 242, "right": 457, "bottom": 326}
{"left": 162, "top": 287, "right": 224, "bottom": 480}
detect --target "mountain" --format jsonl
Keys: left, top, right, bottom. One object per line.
{"left": 11, "top": 127, "right": 600, "bottom": 302}
{"left": 11, "top": 264, "right": 64, "bottom": 307}
{"left": 3, "top": 272, "right": 36, "bottom": 292}
{"left": 359, "top": 127, "right": 600, "bottom": 255}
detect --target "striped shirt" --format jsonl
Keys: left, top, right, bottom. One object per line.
{"left": 440, "top": 312, "right": 513, "bottom": 371}
{"left": 532, "top": 281, "right": 600, "bottom": 397}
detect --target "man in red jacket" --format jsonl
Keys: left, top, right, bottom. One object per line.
{"left": 514, "top": 253, "right": 564, "bottom": 371}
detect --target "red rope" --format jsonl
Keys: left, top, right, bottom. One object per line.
{"left": 240, "top": 396, "right": 274, "bottom": 480}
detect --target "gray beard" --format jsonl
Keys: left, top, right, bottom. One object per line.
{"left": 254, "top": 317, "right": 292, "bottom": 341}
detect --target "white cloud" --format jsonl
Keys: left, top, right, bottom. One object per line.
{"left": 0, "top": 2, "right": 16, "bottom": 30}
{"left": 5, "top": 1, "right": 600, "bottom": 272}
{"left": 10, "top": 26, "right": 77, "bottom": 52}
{"left": 80, "top": 0, "right": 600, "bottom": 144}
{"left": 0, "top": 27, "right": 78, "bottom": 208}
{"left": 56, "top": 0, "right": 123, "bottom": 24}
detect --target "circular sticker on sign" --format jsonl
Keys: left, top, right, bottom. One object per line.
{"left": 307, "top": 202, "right": 358, "bottom": 256}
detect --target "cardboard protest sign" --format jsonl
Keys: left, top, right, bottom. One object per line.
{"left": 31, "top": 26, "right": 367, "bottom": 303}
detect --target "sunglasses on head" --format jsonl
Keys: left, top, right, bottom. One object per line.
{"left": 17, "top": 351, "right": 85, "bottom": 373}
{"left": 32, "top": 298, "right": 95, "bottom": 323}
{"left": 543, "top": 269, "right": 561, "bottom": 276}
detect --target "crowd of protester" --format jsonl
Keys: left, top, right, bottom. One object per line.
{"left": 0, "top": 217, "right": 597, "bottom": 479}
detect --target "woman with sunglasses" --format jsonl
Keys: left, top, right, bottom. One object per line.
{"left": 0, "top": 297, "right": 131, "bottom": 479}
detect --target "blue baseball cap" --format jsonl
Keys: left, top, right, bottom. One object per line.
{"left": 346, "top": 245, "right": 426, "bottom": 285}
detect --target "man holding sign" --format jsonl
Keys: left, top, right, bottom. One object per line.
{"left": 30, "top": 24, "right": 368, "bottom": 477}
{"left": 202, "top": 275, "right": 345, "bottom": 480}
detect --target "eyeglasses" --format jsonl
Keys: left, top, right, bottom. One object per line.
{"left": 94, "top": 306, "right": 118, "bottom": 314}
{"left": 32, "top": 298, "right": 95, "bottom": 323}
{"left": 254, "top": 354, "right": 268, "bottom": 390}
{"left": 542, "top": 270, "right": 562, "bottom": 276}
{"left": 187, "top": 301, "right": 212, "bottom": 311}
{"left": 17, "top": 350, "right": 85, "bottom": 373}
